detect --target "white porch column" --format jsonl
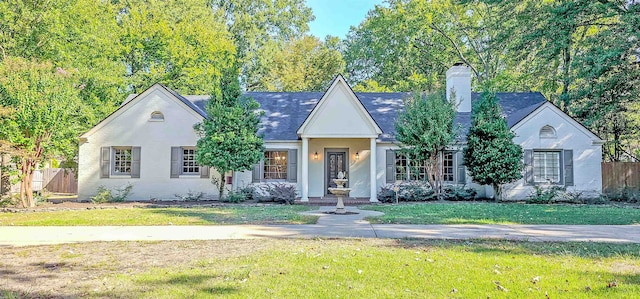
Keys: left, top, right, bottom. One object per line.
{"left": 369, "top": 137, "right": 378, "bottom": 202}
{"left": 301, "top": 137, "right": 309, "bottom": 201}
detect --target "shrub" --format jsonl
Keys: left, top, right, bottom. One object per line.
{"left": 221, "top": 190, "right": 246, "bottom": 203}
{"left": 91, "top": 183, "right": 133, "bottom": 203}
{"left": 268, "top": 183, "right": 297, "bottom": 205}
{"left": 377, "top": 181, "right": 436, "bottom": 203}
{"left": 174, "top": 190, "right": 204, "bottom": 201}
{"left": 526, "top": 185, "right": 564, "bottom": 204}
{"left": 0, "top": 195, "right": 17, "bottom": 207}
{"left": 605, "top": 187, "right": 640, "bottom": 203}
{"left": 253, "top": 183, "right": 297, "bottom": 204}
{"left": 442, "top": 185, "right": 477, "bottom": 201}
{"left": 237, "top": 185, "right": 257, "bottom": 201}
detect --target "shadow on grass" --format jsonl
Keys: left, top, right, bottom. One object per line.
{"left": 0, "top": 289, "right": 75, "bottom": 299}
{"left": 386, "top": 239, "right": 640, "bottom": 259}
{"left": 127, "top": 273, "right": 240, "bottom": 296}
{"left": 145, "top": 206, "right": 317, "bottom": 225}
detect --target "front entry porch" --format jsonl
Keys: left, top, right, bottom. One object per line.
{"left": 300, "top": 137, "right": 379, "bottom": 202}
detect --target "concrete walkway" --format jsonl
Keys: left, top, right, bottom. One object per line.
{"left": 1, "top": 206, "right": 639, "bottom": 246}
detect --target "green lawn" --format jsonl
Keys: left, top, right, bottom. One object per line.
{"left": 362, "top": 202, "right": 640, "bottom": 225}
{"left": 94, "top": 239, "right": 640, "bottom": 298}
{"left": 0, "top": 205, "right": 318, "bottom": 226}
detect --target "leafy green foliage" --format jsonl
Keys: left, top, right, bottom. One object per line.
{"left": 211, "top": 0, "right": 314, "bottom": 90}
{"left": 194, "top": 68, "right": 264, "bottom": 197}
{"left": 254, "top": 35, "right": 345, "bottom": 91}
{"left": 395, "top": 91, "right": 456, "bottom": 196}
{"left": 464, "top": 92, "right": 522, "bottom": 200}
{"left": 90, "top": 183, "right": 134, "bottom": 204}
{"left": 221, "top": 190, "right": 247, "bottom": 203}
{"left": 526, "top": 185, "right": 565, "bottom": 204}
{"left": 116, "top": 0, "right": 236, "bottom": 94}
{"left": 0, "top": 58, "right": 89, "bottom": 207}
{"left": 377, "top": 181, "right": 436, "bottom": 203}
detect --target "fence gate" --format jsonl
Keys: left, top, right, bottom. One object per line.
{"left": 602, "top": 162, "right": 640, "bottom": 194}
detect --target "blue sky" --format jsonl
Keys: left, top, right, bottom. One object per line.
{"left": 306, "top": 0, "right": 384, "bottom": 39}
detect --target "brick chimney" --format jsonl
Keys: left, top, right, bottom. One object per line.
{"left": 446, "top": 63, "right": 472, "bottom": 113}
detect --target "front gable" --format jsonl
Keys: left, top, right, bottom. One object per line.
{"left": 80, "top": 84, "right": 205, "bottom": 140}
{"left": 512, "top": 102, "right": 605, "bottom": 146}
{"left": 297, "top": 75, "right": 382, "bottom": 138}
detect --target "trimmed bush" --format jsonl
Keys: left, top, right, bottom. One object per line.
{"left": 91, "top": 183, "right": 133, "bottom": 203}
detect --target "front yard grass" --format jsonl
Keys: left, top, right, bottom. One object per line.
{"left": 362, "top": 202, "right": 640, "bottom": 225}
{"left": 2, "top": 239, "right": 638, "bottom": 298}
{"left": 0, "top": 205, "right": 318, "bottom": 226}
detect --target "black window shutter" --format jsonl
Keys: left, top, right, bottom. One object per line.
{"left": 386, "top": 150, "right": 395, "bottom": 183}
{"left": 456, "top": 151, "right": 466, "bottom": 184}
{"left": 252, "top": 163, "right": 261, "bottom": 183}
{"left": 170, "top": 147, "right": 181, "bottom": 178}
{"left": 100, "top": 147, "right": 110, "bottom": 178}
{"left": 287, "top": 149, "right": 297, "bottom": 182}
{"left": 564, "top": 150, "right": 574, "bottom": 186}
{"left": 524, "top": 149, "right": 533, "bottom": 185}
{"left": 131, "top": 147, "right": 141, "bottom": 178}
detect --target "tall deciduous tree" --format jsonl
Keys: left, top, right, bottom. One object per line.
{"left": 194, "top": 68, "right": 264, "bottom": 197}
{"left": 395, "top": 91, "right": 456, "bottom": 197}
{"left": 117, "top": 0, "right": 236, "bottom": 94}
{"left": 463, "top": 92, "right": 522, "bottom": 200}
{"left": 0, "top": 57, "right": 88, "bottom": 207}
{"left": 210, "top": 0, "right": 314, "bottom": 90}
{"left": 255, "top": 35, "right": 345, "bottom": 91}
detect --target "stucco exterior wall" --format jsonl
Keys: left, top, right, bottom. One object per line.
{"left": 503, "top": 104, "right": 603, "bottom": 200}
{"left": 78, "top": 87, "right": 221, "bottom": 201}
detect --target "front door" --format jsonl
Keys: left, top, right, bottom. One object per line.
{"left": 326, "top": 151, "right": 347, "bottom": 195}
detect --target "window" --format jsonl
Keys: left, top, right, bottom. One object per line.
{"left": 443, "top": 152, "right": 454, "bottom": 182}
{"left": 100, "top": 146, "right": 140, "bottom": 179}
{"left": 150, "top": 111, "right": 164, "bottom": 121}
{"left": 182, "top": 148, "right": 199, "bottom": 174}
{"left": 113, "top": 147, "right": 132, "bottom": 174}
{"left": 394, "top": 153, "right": 427, "bottom": 181}
{"left": 539, "top": 125, "right": 556, "bottom": 138}
{"left": 533, "top": 151, "right": 560, "bottom": 183}
{"left": 170, "top": 147, "right": 206, "bottom": 178}
{"left": 252, "top": 149, "right": 297, "bottom": 183}
{"left": 264, "top": 150, "right": 288, "bottom": 180}
{"left": 389, "top": 151, "right": 459, "bottom": 183}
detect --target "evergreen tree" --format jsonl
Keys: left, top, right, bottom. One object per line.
{"left": 395, "top": 91, "right": 456, "bottom": 198}
{"left": 463, "top": 91, "right": 522, "bottom": 200}
{"left": 194, "top": 67, "right": 264, "bottom": 197}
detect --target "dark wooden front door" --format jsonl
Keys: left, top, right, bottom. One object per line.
{"left": 326, "top": 151, "right": 347, "bottom": 194}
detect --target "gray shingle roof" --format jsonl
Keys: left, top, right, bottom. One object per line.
{"left": 184, "top": 91, "right": 547, "bottom": 142}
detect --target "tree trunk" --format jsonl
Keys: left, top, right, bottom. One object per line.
{"left": 218, "top": 171, "right": 226, "bottom": 200}
{"left": 26, "top": 165, "right": 35, "bottom": 207}
{"left": 493, "top": 184, "right": 502, "bottom": 202}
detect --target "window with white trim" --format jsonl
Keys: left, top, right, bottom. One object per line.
{"left": 182, "top": 148, "right": 199, "bottom": 175}
{"left": 533, "top": 151, "right": 560, "bottom": 183}
{"left": 394, "top": 153, "right": 427, "bottom": 181}
{"left": 113, "top": 147, "right": 132, "bottom": 175}
{"left": 443, "top": 152, "right": 454, "bottom": 182}
{"left": 264, "top": 150, "right": 288, "bottom": 180}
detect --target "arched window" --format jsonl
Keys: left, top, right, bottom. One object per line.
{"left": 539, "top": 125, "right": 556, "bottom": 138}
{"left": 150, "top": 111, "right": 164, "bottom": 121}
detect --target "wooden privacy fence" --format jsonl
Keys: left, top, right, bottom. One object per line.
{"left": 602, "top": 162, "right": 640, "bottom": 194}
{"left": 34, "top": 168, "right": 78, "bottom": 194}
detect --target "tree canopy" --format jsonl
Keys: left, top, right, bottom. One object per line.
{"left": 463, "top": 92, "right": 522, "bottom": 200}
{"left": 194, "top": 68, "right": 264, "bottom": 197}
{"left": 395, "top": 91, "right": 457, "bottom": 196}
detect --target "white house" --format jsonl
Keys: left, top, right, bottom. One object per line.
{"left": 77, "top": 65, "right": 604, "bottom": 201}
